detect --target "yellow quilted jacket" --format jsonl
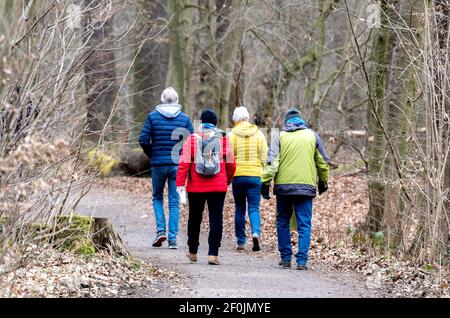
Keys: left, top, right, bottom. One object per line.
{"left": 228, "top": 121, "right": 268, "bottom": 177}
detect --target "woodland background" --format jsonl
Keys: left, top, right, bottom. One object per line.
{"left": 0, "top": 0, "right": 448, "bottom": 297}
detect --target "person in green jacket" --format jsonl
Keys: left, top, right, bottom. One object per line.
{"left": 261, "top": 108, "right": 329, "bottom": 270}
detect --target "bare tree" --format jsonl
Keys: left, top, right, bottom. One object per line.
{"left": 0, "top": 0, "right": 135, "bottom": 289}
{"left": 345, "top": 0, "right": 449, "bottom": 264}
{"left": 83, "top": 0, "right": 118, "bottom": 141}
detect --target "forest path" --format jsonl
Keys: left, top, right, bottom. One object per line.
{"left": 76, "top": 186, "right": 370, "bottom": 298}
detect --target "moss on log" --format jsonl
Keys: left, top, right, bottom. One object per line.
{"left": 87, "top": 148, "right": 120, "bottom": 177}
{"left": 0, "top": 215, "right": 129, "bottom": 258}
{"left": 52, "top": 216, "right": 97, "bottom": 257}
{"left": 53, "top": 215, "right": 130, "bottom": 257}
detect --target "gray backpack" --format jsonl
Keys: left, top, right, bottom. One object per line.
{"left": 193, "top": 131, "right": 222, "bottom": 177}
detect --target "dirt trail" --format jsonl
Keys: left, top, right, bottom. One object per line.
{"left": 76, "top": 187, "right": 371, "bottom": 298}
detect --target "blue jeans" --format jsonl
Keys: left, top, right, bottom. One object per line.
{"left": 276, "top": 195, "right": 313, "bottom": 266}
{"left": 232, "top": 176, "right": 262, "bottom": 246}
{"left": 152, "top": 166, "right": 179, "bottom": 242}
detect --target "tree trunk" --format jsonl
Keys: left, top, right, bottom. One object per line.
{"left": 436, "top": 0, "right": 450, "bottom": 266}
{"left": 83, "top": 0, "right": 118, "bottom": 142}
{"left": 428, "top": 0, "right": 449, "bottom": 263}
{"left": 305, "top": 0, "right": 331, "bottom": 128}
{"left": 217, "top": 0, "right": 244, "bottom": 128}
{"left": 0, "top": 0, "right": 21, "bottom": 96}
{"left": 194, "top": 0, "right": 219, "bottom": 118}
{"left": 384, "top": 0, "right": 422, "bottom": 248}
{"left": 167, "top": 0, "right": 195, "bottom": 118}
{"left": 168, "top": 0, "right": 244, "bottom": 127}
{"left": 411, "top": 0, "right": 449, "bottom": 264}
{"left": 132, "top": 0, "right": 169, "bottom": 138}
{"left": 91, "top": 217, "right": 130, "bottom": 257}
{"left": 49, "top": 215, "right": 130, "bottom": 257}
{"left": 366, "top": 0, "right": 392, "bottom": 233}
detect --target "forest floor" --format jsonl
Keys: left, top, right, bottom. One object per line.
{"left": 72, "top": 175, "right": 448, "bottom": 298}
{"left": 5, "top": 174, "right": 447, "bottom": 298}
{"left": 1, "top": 248, "right": 186, "bottom": 298}
{"left": 75, "top": 177, "right": 370, "bottom": 298}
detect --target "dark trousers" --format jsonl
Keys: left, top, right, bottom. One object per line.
{"left": 187, "top": 192, "right": 226, "bottom": 256}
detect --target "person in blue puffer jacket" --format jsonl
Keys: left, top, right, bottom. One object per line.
{"left": 139, "top": 87, "right": 194, "bottom": 249}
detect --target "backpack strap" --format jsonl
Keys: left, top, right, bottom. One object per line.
{"left": 191, "top": 131, "right": 227, "bottom": 160}
{"left": 190, "top": 134, "right": 199, "bottom": 160}
{"left": 222, "top": 135, "right": 228, "bottom": 160}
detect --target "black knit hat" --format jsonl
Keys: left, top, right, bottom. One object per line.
{"left": 284, "top": 108, "right": 302, "bottom": 124}
{"left": 200, "top": 109, "right": 218, "bottom": 126}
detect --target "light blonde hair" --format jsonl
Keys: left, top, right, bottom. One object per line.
{"left": 233, "top": 106, "right": 250, "bottom": 123}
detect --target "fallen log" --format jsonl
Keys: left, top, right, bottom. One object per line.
{"left": 115, "top": 148, "right": 151, "bottom": 177}
{"left": 321, "top": 127, "right": 427, "bottom": 141}
{"left": 321, "top": 130, "right": 367, "bottom": 142}
{"left": 87, "top": 147, "right": 150, "bottom": 177}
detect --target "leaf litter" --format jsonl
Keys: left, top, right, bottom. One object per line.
{"left": 95, "top": 174, "right": 448, "bottom": 298}
{"left": 4, "top": 174, "right": 446, "bottom": 298}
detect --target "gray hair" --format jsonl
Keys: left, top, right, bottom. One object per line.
{"left": 161, "top": 87, "right": 179, "bottom": 104}
{"left": 232, "top": 106, "right": 250, "bottom": 123}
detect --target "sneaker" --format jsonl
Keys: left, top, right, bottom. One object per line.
{"left": 252, "top": 235, "right": 261, "bottom": 252}
{"left": 152, "top": 233, "right": 167, "bottom": 247}
{"left": 186, "top": 252, "right": 198, "bottom": 263}
{"left": 236, "top": 245, "right": 246, "bottom": 251}
{"left": 278, "top": 260, "right": 291, "bottom": 268}
{"left": 208, "top": 256, "right": 220, "bottom": 265}
{"left": 168, "top": 241, "right": 178, "bottom": 249}
{"left": 297, "top": 264, "right": 308, "bottom": 271}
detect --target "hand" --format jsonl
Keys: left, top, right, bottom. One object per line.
{"left": 176, "top": 186, "right": 186, "bottom": 194}
{"left": 261, "top": 184, "right": 271, "bottom": 200}
{"left": 177, "top": 186, "right": 187, "bottom": 205}
{"left": 318, "top": 181, "right": 328, "bottom": 195}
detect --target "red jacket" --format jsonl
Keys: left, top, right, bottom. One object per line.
{"left": 176, "top": 132, "right": 236, "bottom": 193}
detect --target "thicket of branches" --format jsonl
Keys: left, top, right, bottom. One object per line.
{"left": 0, "top": 0, "right": 448, "bottom": 285}
{"left": 0, "top": 0, "right": 136, "bottom": 286}
{"left": 346, "top": 0, "right": 449, "bottom": 265}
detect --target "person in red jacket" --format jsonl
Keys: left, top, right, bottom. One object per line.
{"left": 176, "top": 109, "right": 236, "bottom": 265}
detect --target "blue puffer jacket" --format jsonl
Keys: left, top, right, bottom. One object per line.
{"left": 139, "top": 104, "right": 194, "bottom": 166}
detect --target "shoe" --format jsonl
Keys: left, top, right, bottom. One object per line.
{"left": 186, "top": 252, "right": 198, "bottom": 263}
{"left": 252, "top": 235, "right": 261, "bottom": 252}
{"left": 236, "top": 245, "right": 246, "bottom": 251}
{"left": 168, "top": 241, "right": 178, "bottom": 249}
{"left": 278, "top": 260, "right": 291, "bottom": 268}
{"left": 208, "top": 256, "right": 220, "bottom": 265}
{"left": 152, "top": 233, "right": 167, "bottom": 247}
{"left": 297, "top": 264, "right": 308, "bottom": 271}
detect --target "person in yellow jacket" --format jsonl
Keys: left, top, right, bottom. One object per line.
{"left": 228, "top": 107, "right": 268, "bottom": 252}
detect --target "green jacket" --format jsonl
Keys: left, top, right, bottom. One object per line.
{"left": 262, "top": 124, "right": 329, "bottom": 197}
